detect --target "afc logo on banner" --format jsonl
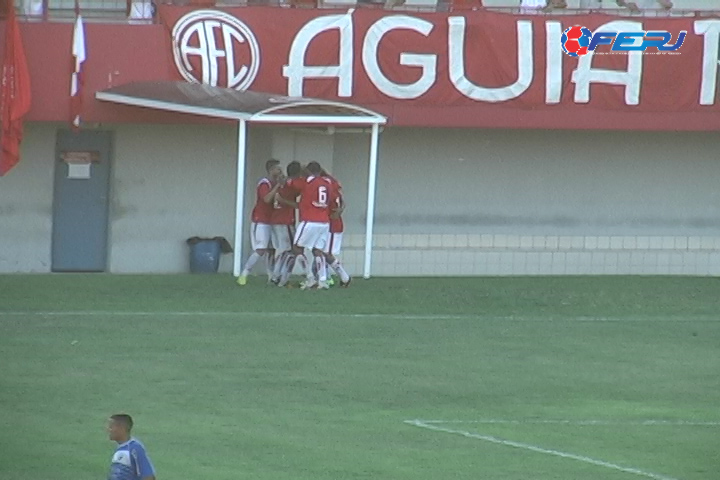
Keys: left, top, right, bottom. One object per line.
{"left": 561, "top": 24, "right": 686, "bottom": 57}
{"left": 172, "top": 10, "right": 260, "bottom": 90}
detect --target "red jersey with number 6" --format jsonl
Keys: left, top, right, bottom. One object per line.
{"left": 288, "top": 176, "right": 336, "bottom": 223}
{"left": 251, "top": 178, "right": 274, "bottom": 224}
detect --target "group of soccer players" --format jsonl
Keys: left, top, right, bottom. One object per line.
{"left": 236, "top": 159, "right": 351, "bottom": 290}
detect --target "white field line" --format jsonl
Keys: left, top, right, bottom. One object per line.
{"left": 418, "top": 419, "right": 720, "bottom": 426}
{"left": 0, "top": 311, "right": 717, "bottom": 322}
{"left": 405, "top": 419, "right": 681, "bottom": 480}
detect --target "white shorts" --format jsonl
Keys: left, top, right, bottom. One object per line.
{"left": 294, "top": 221, "right": 329, "bottom": 250}
{"left": 271, "top": 224, "right": 295, "bottom": 253}
{"left": 323, "top": 232, "right": 343, "bottom": 256}
{"left": 250, "top": 222, "right": 272, "bottom": 251}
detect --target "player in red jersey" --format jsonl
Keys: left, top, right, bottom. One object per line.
{"left": 320, "top": 170, "right": 351, "bottom": 287}
{"left": 269, "top": 161, "right": 303, "bottom": 284}
{"left": 237, "top": 159, "right": 283, "bottom": 286}
{"left": 279, "top": 161, "right": 336, "bottom": 289}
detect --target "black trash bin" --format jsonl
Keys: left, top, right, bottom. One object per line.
{"left": 186, "top": 237, "right": 233, "bottom": 273}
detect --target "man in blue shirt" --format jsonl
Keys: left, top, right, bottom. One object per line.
{"left": 106, "top": 414, "right": 156, "bottom": 480}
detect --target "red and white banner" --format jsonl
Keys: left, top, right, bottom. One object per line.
{"left": 70, "top": 11, "right": 86, "bottom": 129}
{"left": 13, "top": 8, "right": 720, "bottom": 130}
{"left": 0, "top": 7, "right": 32, "bottom": 176}
{"left": 159, "top": 7, "right": 720, "bottom": 120}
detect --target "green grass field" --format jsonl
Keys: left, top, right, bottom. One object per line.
{"left": 1, "top": 275, "right": 719, "bottom": 480}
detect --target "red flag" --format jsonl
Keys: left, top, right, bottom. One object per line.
{"left": 0, "top": 6, "right": 32, "bottom": 176}
{"left": 70, "top": 3, "right": 85, "bottom": 129}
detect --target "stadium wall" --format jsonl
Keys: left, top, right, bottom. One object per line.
{"left": 2, "top": 123, "right": 720, "bottom": 275}
{"left": 0, "top": 124, "right": 57, "bottom": 273}
{"left": 334, "top": 128, "right": 720, "bottom": 276}
{"left": 108, "top": 123, "right": 270, "bottom": 274}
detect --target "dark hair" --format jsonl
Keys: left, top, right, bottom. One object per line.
{"left": 265, "top": 159, "right": 280, "bottom": 173}
{"left": 287, "top": 161, "right": 302, "bottom": 178}
{"left": 110, "top": 414, "right": 133, "bottom": 432}
{"left": 306, "top": 162, "right": 322, "bottom": 175}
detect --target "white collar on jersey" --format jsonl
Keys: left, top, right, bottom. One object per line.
{"left": 116, "top": 437, "right": 137, "bottom": 448}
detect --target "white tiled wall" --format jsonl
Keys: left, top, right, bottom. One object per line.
{"left": 339, "top": 234, "right": 720, "bottom": 276}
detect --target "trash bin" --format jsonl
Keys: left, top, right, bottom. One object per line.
{"left": 186, "top": 237, "right": 233, "bottom": 273}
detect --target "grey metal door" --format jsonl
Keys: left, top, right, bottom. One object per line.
{"left": 51, "top": 130, "right": 112, "bottom": 272}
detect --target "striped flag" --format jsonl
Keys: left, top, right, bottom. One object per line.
{"left": 70, "top": 6, "right": 86, "bottom": 129}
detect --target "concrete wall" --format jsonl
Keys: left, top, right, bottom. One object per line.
{"left": 332, "top": 128, "right": 720, "bottom": 276}
{"left": 111, "top": 123, "right": 239, "bottom": 273}
{"left": 110, "top": 123, "right": 277, "bottom": 273}
{"left": 0, "top": 123, "right": 56, "bottom": 272}
{"left": 0, "top": 122, "right": 273, "bottom": 274}
{"left": 2, "top": 123, "right": 720, "bottom": 276}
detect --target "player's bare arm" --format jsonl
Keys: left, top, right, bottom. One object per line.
{"left": 274, "top": 193, "right": 298, "bottom": 208}
{"left": 330, "top": 190, "right": 345, "bottom": 219}
{"left": 262, "top": 181, "right": 283, "bottom": 204}
{"left": 330, "top": 205, "right": 344, "bottom": 220}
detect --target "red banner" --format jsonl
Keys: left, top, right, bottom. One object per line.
{"left": 0, "top": 7, "right": 32, "bottom": 176}
{"left": 158, "top": 7, "right": 720, "bottom": 120}
{"left": 11, "top": 8, "right": 720, "bottom": 130}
